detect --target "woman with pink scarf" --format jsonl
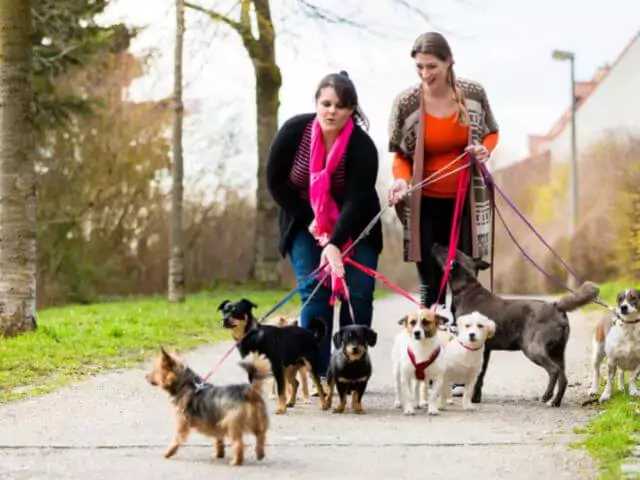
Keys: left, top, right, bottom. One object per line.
{"left": 266, "top": 71, "right": 382, "bottom": 387}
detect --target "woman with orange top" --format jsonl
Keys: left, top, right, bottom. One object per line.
{"left": 388, "top": 31, "right": 499, "bottom": 314}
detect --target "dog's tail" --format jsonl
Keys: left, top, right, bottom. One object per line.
{"left": 307, "top": 316, "right": 327, "bottom": 342}
{"left": 239, "top": 352, "right": 272, "bottom": 397}
{"left": 556, "top": 281, "right": 600, "bottom": 313}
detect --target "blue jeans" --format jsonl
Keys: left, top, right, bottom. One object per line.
{"left": 289, "top": 230, "right": 378, "bottom": 376}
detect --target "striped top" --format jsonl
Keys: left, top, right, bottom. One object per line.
{"left": 288, "top": 121, "right": 347, "bottom": 201}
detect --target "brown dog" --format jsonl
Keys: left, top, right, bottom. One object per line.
{"left": 146, "top": 347, "right": 271, "bottom": 466}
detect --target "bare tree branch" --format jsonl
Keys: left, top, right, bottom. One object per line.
{"left": 296, "top": 0, "right": 370, "bottom": 29}
{"left": 240, "top": 0, "right": 251, "bottom": 33}
{"left": 184, "top": 1, "right": 247, "bottom": 37}
{"left": 391, "top": 0, "right": 430, "bottom": 23}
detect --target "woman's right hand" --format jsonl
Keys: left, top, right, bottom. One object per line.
{"left": 388, "top": 178, "right": 409, "bottom": 206}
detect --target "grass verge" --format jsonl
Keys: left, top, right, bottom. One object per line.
{"left": 0, "top": 288, "right": 296, "bottom": 404}
{"left": 575, "top": 280, "right": 640, "bottom": 479}
{"left": 576, "top": 394, "right": 640, "bottom": 479}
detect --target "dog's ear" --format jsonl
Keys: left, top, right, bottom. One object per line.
{"left": 367, "top": 328, "right": 378, "bottom": 347}
{"left": 217, "top": 299, "right": 231, "bottom": 312}
{"left": 474, "top": 259, "right": 491, "bottom": 272}
{"left": 332, "top": 331, "right": 342, "bottom": 349}
{"left": 435, "top": 314, "right": 449, "bottom": 327}
{"left": 240, "top": 298, "right": 258, "bottom": 310}
{"left": 486, "top": 319, "right": 497, "bottom": 338}
{"left": 398, "top": 315, "right": 409, "bottom": 326}
{"left": 291, "top": 318, "right": 299, "bottom": 327}
{"left": 160, "top": 346, "right": 175, "bottom": 366}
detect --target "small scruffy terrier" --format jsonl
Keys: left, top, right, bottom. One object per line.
{"left": 146, "top": 347, "right": 271, "bottom": 466}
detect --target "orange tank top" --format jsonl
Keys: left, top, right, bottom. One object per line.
{"left": 421, "top": 112, "right": 468, "bottom": 198}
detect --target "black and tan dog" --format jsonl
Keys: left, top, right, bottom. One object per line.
{"left": 431, "top": 243, "right": 600, "bottom": 407}
{"left": 218, "top": 298, "right": 329, "bottom": 414}
{"left": 325, "top": 324, "right": 378, "bottom": 414}
{"left": 267, "top": 316, "right": 311, "bottom": 403}
{"left": 146, "top": 347, "right": 271, "bottom": 466}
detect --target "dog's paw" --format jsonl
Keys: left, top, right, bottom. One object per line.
{"left": 418, "top": 400, "right": 429, "bottom": 409}
{"left": 164, "top": 446, "right": 178, "bottom": 459}
{"left": 403, "top": 407, "right": 415, "bottom": 416}
{"left": 587, "top": 387, "right": 598, "bottom": 396}
{"left": 274, "top": 407, "right": 287, "bottom": 415}
{"left": 630, "top": 389, "right": 640, "bottom": 397}
{"left": 394, "top": 400, "right": 402, "bottom": 409}
{"left": 462, "top": 404, "right": 477, "bottom": 411}
{"left": 598, "top": 391, "right": 612, "bottom": 403}
{"left": 427, "top": 406, "right": 440, "bottom": 416}
{"left": 446, "top": 398, "right": 454, "bottom": 405}
{"left": 332, "top": 406, "right": 345, "bottom": 414}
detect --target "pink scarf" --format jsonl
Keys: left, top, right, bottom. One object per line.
{"left": 308, "top": 115, "right": 354, "bottom": 304}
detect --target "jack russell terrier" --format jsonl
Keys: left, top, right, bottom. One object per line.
{"left": 392, "top": 308, "right": 448, "bottom": 416}
{"left": 589, "top": 288, "right": 640, "bottom": 402}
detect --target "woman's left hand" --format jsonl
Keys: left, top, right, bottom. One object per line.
{"left": 320, "top": 243, "right": 345, "bottom": 278}
{"left": 465, "top": 144, "right": 490, "bottom": 163}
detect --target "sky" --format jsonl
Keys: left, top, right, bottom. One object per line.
{"left": 98, "top": 0, "right": 640, "bottom": 194}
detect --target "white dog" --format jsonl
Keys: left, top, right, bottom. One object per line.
{"left": 589, "top": 289, "right": 640, "bottom": 402}
{"left": 392, "top": 308, "right": 448, "bottom": 415}
{"left": 437, "top": 311, "right": 496, "bottom": 410}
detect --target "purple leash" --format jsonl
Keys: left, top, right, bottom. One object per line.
{"left": 471, "top": 158, "right": 611, "bottom": 310}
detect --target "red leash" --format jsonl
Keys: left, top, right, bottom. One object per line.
{"left": 434, "top": 153, "right": 472, "bottom": 308}
{"left": 343, "top": 257, "right": 420, "bottom": 306}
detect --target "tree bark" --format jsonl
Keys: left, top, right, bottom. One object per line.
{"left": 251, "top": 0, "right": 282, "bottom": 285}
{"left": 168, "top": 0, "right": 186, "bottom": 302}
{"left": 0, "top": 0, "right": 37, "bottom": 336}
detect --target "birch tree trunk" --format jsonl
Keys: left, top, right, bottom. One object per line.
{"left": 0, "top": 0, "right": 37, "bottom": 337}
{"left": 168, "top": 0, "right": 186, "bottom": 302}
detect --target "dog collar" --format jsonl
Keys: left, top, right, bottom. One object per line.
{"left": 614, "top": 311, "right": 640, "bottom": 324}
{"left": 457, "top": 339, "right": 483, "bottom": 351}
{"left": 407, "top": 346, "right": 441, "bottom": 381}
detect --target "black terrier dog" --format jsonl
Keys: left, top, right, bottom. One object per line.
{"left": 218, "top": 298, "right": 329, "bottom": 414}
{"left": 325, "top": 324, "right": 378, "bottom": 414}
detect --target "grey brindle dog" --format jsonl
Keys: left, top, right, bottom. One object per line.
{"left": 431, "top": 243, "right": 600, "bottom": 407}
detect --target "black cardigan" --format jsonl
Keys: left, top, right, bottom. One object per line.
{"left": 266, "top": 113, "right": 383, "bottom": 258}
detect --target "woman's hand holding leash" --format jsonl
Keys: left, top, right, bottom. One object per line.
{"left": 320, "top": 243, "right": 345, "bottom": 278}
{"left": 465, "top": 144, "right": 490, "bottom": 163}
{"left": 388, "top": 178, "right": 409, "bottom": 206}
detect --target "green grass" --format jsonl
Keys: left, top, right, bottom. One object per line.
{"left": 576, "top": 394, "right": 640, "bottom": 479}
{"left": 0, "top": 287, "right": 297, "bottom": 404}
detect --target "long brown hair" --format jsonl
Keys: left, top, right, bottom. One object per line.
{"left": 411, "top": 32, "right": 468, "bottom": 125}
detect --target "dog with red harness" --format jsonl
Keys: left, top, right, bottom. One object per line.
{"left": 392, "top": 308, "right": 448, "bottom": 416}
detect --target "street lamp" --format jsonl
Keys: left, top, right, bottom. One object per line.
{"left": 552, "top": 49, "right": 578, "bottom": 290}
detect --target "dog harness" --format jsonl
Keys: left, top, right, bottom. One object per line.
{"left": 407, "top": 346, "right": 441, "bottom": 381}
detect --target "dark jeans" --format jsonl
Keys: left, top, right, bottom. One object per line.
{"left": 289, "top": 230, "right": 378, "bottom": 375}
{"left": 416, "top": 195, "right": 472, "bottom": 309}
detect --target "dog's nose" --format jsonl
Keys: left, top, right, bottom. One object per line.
{"left": 621, "top": 305, "right": 629, "bottom": 313}
{"left": 413, "top": 331, "right": 421, "bottom": 339}
{"left": 469, "top": 333, "right": 476, "bottom": 341}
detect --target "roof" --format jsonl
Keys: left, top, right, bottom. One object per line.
{"left": 542, "top": 29, "right": 640, "bottom": 143}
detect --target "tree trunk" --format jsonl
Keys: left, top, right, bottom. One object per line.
{"left": 251, "top": 0, "right": 282, "bottom": 286}
{"left": 0, "top": 0, "right": 37, "bottom": 336}
{"left": 168, "top": 0, "right": 186, "bottom": 302}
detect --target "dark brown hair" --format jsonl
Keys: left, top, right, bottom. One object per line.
{"left": 411, "top": 32, "right": 468, "bottom": 125}
{"left": 315, "top": 70, "right": 369, "bottom": 130}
